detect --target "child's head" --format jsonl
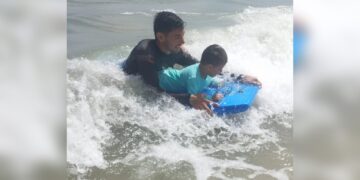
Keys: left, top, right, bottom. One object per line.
{"left": 200, "top": 44, "right": 228, "bottom": 77}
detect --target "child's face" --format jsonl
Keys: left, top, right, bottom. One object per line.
{"left": 207, "top": 64, "right": 225, "bottom": 77}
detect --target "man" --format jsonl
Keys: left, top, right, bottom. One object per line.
{"left": 123, "top": 11, "right": 196, "bottom": 89}
{"left": 123, "top": 11, "right": 261, "bottom": 115}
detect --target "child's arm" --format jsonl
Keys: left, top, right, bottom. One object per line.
{"left": 186, "top": 83, "right": 216, "bottom": 115}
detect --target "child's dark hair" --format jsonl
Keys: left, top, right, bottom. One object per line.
{"left": 200, "top": 44, "right": 228, "bottom": 66}
{"left": 153, "top": 11, "right": 184, "bottom": 37}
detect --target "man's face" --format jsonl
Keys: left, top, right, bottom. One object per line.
{"left": 159, "top": 28, "right": 185, "bottom": 53}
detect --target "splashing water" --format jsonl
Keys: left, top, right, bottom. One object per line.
{"left": 67, "top": 6, "right": 293, "bottom": 180}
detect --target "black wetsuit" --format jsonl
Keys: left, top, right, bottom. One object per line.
{"left": 123, "top": 39, "right": 198, "bottom": 105}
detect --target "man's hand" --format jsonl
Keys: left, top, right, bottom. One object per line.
{"left": 212, "top": 93, "right": 224, "bottom": 102}
{"left": 189, "top": 94, "right": 214, "bottom": 116}
{"left": 238, "top": 75, "right": 262, "bottom": 88}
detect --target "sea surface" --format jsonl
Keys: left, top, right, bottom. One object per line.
{"left": 67, "top": 0, "right": 293, "bottom": 179}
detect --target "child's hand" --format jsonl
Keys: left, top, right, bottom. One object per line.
{"left": 190, "top": 93, "right": 214, "bottom": 116}
{"left": 212, "top": 93, "right": 224, "bottom": 102}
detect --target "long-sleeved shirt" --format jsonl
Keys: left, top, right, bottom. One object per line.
{"left": 159, "top": 63, "right": 215, "bottom": 94}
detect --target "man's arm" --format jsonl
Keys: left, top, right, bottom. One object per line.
{"left": 123, "top": 40, "right": 161, "bottom": 89}
{"left": 123, "top": 48, "right": 139, "bottom": 75}
{"left": 136, "top": 54, "right": 161, "bottom": 89}
{"left": 123, "top": 40, "right": 151, "bottom": 75}
{"left": 168, "top": 93, "right": 191, "bottom": 106}
{"left": 169, "top": 93, "right": 214, "bottom": 116}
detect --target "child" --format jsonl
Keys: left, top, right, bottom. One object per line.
{"left": 158, "top": 44, "right": 227, "bottom": 102}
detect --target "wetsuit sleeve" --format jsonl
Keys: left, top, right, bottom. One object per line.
{"left": 123, "top": 43, "right": 143, "bottom": 75}
{"left": 123, "top": 40, "right": 160, "bottom": 89}
{"left": 136, "top": 55, "right": 160, "bottom": 89}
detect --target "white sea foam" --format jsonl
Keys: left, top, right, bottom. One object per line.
{"left": 67, "top": 60, "right": 124, "bottom": 170}
{"left": 146, "top": 142, "right": 265, "bottom": 180}
{"left": 120, "top": 11, "right": 151, "bottom": 16}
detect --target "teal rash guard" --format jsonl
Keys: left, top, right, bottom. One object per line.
{"left": 159, "top": 63, "right": 215, "bottom": 94}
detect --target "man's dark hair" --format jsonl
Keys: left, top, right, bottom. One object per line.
{"left": 200, "top": 44, "right": 228, "bottom": 66}
{"left": 153, "top": 11, "right": 184, "bottom": 37}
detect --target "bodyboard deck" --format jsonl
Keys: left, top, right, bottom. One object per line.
{"left": 203, "top": 82, "right": 260, "bottom": 115}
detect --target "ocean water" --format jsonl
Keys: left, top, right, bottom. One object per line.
{"left": 67, "top": 0, "right": 293, "bottom": 179}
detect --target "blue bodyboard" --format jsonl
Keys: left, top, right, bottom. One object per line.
{"left": 203, "top": 82, "right": 260, "bottom": 115}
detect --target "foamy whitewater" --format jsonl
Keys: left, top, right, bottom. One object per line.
{"left": 67, "top": 6, "right": 293, "bottom": 180}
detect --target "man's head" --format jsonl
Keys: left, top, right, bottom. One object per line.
{"left": 200, "top": 44, "right": 228, "bottom": 77}
{"left": 154, "top": 11, "right": 185, "bottom": 53}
